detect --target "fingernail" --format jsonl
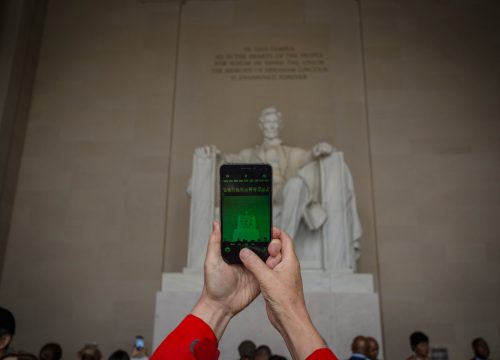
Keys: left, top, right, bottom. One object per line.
{"left": 240, "top": 248, "right": 251, "bottom": 259}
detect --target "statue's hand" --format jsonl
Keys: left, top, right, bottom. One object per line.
{"left": 312, "top": 142, "right": 334, "bottom": 157}
{"left": 195, "top": 145, "right": 220, "bottom": 158}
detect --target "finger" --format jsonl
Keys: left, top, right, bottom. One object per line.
{"left": 268, "top": 238, "right": 282, "bottom": 257}
{"left": 239, "top": 248, "right": 271, "bottom": 282}
{"left": 277, "top": 229, "right": 297, "bottom": 261}
{"left": 272, "top": 227, "right": 281, "bottom": 239}
{"left": 206, "top": 221, "right": 221, "bottom": 260}
{"left": 266, "top": 252, "right": 282, "bottom": 269}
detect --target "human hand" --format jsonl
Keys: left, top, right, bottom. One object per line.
{"left": 312, "top": 142, "right": 334, "bottom": 157}
{"left": 191, "top": 221, "right": 282, "bottom": 340}
{"left": 239, "top": 229, "right": 326, "bottom": 360}
{"left": 131, "top": 346, "right": 147, "bottom": 359}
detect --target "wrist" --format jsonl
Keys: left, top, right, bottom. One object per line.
{"left": 191, "top": 293, "right": 233, "bottom": 341}
{"left": 278, "top": 305, "right": 326, "bottom": 360}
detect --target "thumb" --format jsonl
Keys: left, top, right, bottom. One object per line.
{"left": 206, "top": 221, "right": 221, "bottom": 261}
{"left": 239, "top": 248, "right": 271, "bottom": 282}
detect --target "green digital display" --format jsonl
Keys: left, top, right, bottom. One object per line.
{"left": 222, "top": 195, "right": 271, "bottom": 242}
{"left": 221, "top": 169, "right": 271, "bottom": 244}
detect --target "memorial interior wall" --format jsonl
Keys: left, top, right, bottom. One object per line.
{"left": 0, "top": 0, "right": 499, "bottom": 359}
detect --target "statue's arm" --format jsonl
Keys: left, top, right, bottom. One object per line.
{"left": 187, "top": 145, "right": 220, "bottom": 196}
{"left": 220, "top": 148, "right": 253, "bottom": 164}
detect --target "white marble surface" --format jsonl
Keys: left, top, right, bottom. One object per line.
{"left": 162, "top": 269, "right": 374, "bottom": 293}
{"left": 153, "top": 288, "right": 383, "bottom": 360}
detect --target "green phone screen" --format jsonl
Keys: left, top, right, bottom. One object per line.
{"left": 220, "top": 165, "right": 272, "bottom": 245}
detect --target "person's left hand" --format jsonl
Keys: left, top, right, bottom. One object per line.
{"left": 191, "top": 221, "right": 282, "bottom": 339}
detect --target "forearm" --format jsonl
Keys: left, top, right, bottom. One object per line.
{"left": 191, "top": 294, "right": 233, "bottom": 341}
{"left": 277, "top": 305, "right": 327, "bottom": 360}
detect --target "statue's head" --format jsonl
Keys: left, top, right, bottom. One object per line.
{"left": 258, "top": 107, "right": 283, "bottom": 141}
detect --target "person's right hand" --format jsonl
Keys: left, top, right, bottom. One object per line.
{"left": 239, "top": 229, "right": 327, "bottom": 360}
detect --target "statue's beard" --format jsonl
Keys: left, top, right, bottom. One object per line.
{"left": 263, "top": 130, "right": 279, "bottom": 140}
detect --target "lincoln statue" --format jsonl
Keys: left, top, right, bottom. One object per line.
{"left": 188, "top": 107, "right": 362, "bottom": 272}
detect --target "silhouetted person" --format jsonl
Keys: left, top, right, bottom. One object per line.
{"left": 348, "top": 336, "right": 368, "bottom": 360}
{"left": 471, "top": 338, "right": 490, "bottom": 360}
{"left": 0, "top": 352, "right": 37, "bottom": 360}
{"left": 256, "top": 345, "right": 272, "bottom": 360}
{"left": 238, "top": 340, "right": 256, "bottom": 360}
{"left": 407, "top": 331, "right": 430, "bottom": 360}
{"left": 366, "top": 337, "right": 379, "bottom": 360}
{"left": 77, "top": 344, "right": 102, "bottom": 360}
{"left": 109, "top": 350, "right": 130, "bottom": 360}
{"left": 269, "top": 356, "right": 287, "bottom": 360}
{"left": 0, "top": 307, "right": 15, "bottom": 357}
{"left": 39, "top": 343, "right": 62, "bottom": 360}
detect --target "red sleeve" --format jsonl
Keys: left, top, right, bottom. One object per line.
{"left": 306, "top": 348, "right": 338, "bottom": 360}
{"left": 151, "top": 314, "right": 219, "bottom": 360}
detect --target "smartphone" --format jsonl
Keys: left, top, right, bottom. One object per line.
{"left": 135, "top": 335, "right": 144, "bottom": 351}
{"left": 220, "top": 164, "right": 272, "bottom": 264}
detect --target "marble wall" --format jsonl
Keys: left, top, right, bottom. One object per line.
{"left": 0, "top": 0, "right": 47, "bottom": 286}
{"left": 1, "top": 0, "right": 499, "bottom": 359}
{"left": 0, "top": 0, "right": 179, "bottom": 355}
{"left": 362, "top": 0, "right": 500, "bottom": 358}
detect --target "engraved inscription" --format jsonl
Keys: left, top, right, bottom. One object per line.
{"left": 211, "top": 46, "right": 328, "bottom": 80}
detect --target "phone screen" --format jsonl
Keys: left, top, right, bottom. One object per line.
{"left": 220, "top": 164, "right": 272, "bottom": 264}
{"left": 135, "top": 336, "right": 144, "bottom": 350}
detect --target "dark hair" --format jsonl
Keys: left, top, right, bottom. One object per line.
{"left": 410, "top": 331, "right": 429, "bottom": 348}
{"left": 257, "top": 345, "right": 271, "bottom": 356}
{"left": 269, "top": 356, "right": 287, "bottom": 360}
{"left": 39, "top": 343, "right": 63, "bottom": 360}
{"left": 0, "top": 307, "right": 15, "bottom": 335}
{"left": 0, "top": 352, "right": 38, "bottom": 360}
{"left": 238, "top": 340, "right": 256, "bottom": 357}
{"left": 472, "top": 338, "right": 486, "bottom": 348}
{"left": 77, "top": 345, "right": 102, "bottom": 360}
{"left": 108, "top": 350, "right": 130, "bottom": 360}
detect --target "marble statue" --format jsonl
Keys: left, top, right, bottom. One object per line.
{"left": 187, "top": 107, "right": 362, "bottom": 272}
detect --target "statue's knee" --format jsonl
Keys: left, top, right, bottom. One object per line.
{"left": 284, "top": 177, "right": 305, "bottom": 191}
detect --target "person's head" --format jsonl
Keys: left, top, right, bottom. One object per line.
{"left": 238, "top": 340, "right": 257, "bottom": 360}
{"left": 351, "top": 335, "right": 368, "bottom": 356}
{"left": 256, "top": 345, "right": 271, "bottom": 360}
{"left": 77, "top": 344, "right": 102, "bottom": 360}
{"left": 472, "top": 338, "right": 490, "bottom": 360}
{"left": 108, "top": 350, "right": 129, "bottom": 360}
{"left": 410, "top": 331, "right": 429, "bottom": 357}
{"left": 259, "top": 107, "right": 283, "bottom": 141}
{"left": 366, "top": 337, "right": 379, "bottom": 360}
{"left": 0, "top": 352, "right": 37, "bottom": 360}
{"left": 269, "top": 356, "right": 287, "bottom": 360}
{"left": 0, "top": 307, "right": 15, "bottom": 356}
{"left": 39, "top": 343, "right": 62, "bottom": 360}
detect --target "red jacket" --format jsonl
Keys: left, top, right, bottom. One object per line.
{"left": 151, "top": 314, "right": 337, "bottom": 360}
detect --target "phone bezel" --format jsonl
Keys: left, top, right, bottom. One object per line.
{"left": 219, "top": 163, "right": 272, "bottom": 264}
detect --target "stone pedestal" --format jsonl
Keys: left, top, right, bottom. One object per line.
{"left": 153, "top": 270, "right": 383, "bottom": 360}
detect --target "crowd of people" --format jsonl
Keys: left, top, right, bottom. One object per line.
{"left": 231, "top": 333, "right": 492, "bottom": 360}
{"left": 1, "top": 289, "right": 493, "bottom": 360}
